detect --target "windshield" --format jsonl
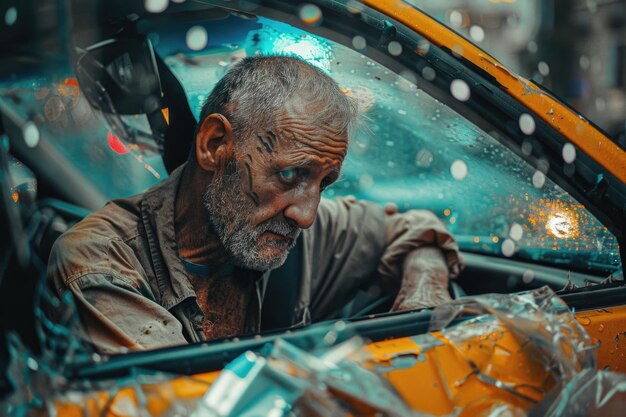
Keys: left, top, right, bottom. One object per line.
{"left": 151, "top": 14, "right": 620, "bottom": 274}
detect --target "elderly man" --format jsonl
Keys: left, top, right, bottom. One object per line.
{"left": 47, "top": 56, "right": 462, "bottom": 353}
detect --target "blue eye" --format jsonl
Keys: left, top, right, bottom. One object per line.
{"left": 279, "top": 169, "right": 297, "bottom": 183}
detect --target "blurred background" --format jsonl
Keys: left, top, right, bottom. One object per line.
{"left": 2, "top": 0, "right": 625, "bottom": 143}
{"left": 420, "top": 0, "right": 626, "bottom": 146}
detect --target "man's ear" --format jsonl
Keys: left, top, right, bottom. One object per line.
{"left": 195, "top": 113, "right": 235, "bottom": 172}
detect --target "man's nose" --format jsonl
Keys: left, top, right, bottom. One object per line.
{"left": 283, "top": 187, "right": 320, "bottom": 230}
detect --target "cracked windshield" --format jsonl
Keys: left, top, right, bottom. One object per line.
{"left": 1, "top": 1, "right": 626, "bottom": 417}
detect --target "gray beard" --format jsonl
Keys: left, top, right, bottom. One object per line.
{"left": 202, "top": 158, "right": 301, "bottom": 271}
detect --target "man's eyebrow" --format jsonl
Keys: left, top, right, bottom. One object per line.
{"left": 300, "top": 162, "right": 342, "bottom": 180}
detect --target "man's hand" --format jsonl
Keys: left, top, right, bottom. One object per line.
{"left": 391, "top": 246, "right": 452, "bottom": 311}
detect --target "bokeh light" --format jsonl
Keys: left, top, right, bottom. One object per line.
{"left": 299, "top": 4, "right": 322, "bottom": 26}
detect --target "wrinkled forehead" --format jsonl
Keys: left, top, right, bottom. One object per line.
{"left": 272, "top": 106, "right": 349, "bottom": 162}
{"left": 232, "top": 94, "right": 351, "bottom": 170}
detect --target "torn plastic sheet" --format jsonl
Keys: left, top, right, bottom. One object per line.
{"left": 2, "top": 327, "right": 211, "bottom": 417}
{"left": 367, "top": 286, "right": 598, "bottom": 416}
{"left": 0, "top": 250, "right": 97, "bottom": 416}
{"left": 195, "top": 337, "right": 424, "bottom": 417}
{"left": 530, "top": 368, "right": 626, "bottom": 417}
{"left": 0, "top": 286, "right": 614, "bottom": 417}
{"left": 5, "top": 280, "right": 207, "bottom": 416}
{"left": 429, "top": 286, "right": 596, "bottom": 381}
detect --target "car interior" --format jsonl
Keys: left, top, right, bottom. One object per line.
{"left": 1, "top": 0, "right": 625, "bottom": 385}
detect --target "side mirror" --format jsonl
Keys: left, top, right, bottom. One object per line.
{"left": 75, "top": 35, "right": 163, "bottom": 115}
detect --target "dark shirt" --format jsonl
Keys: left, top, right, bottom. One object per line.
{"left": 47, "top": 164, "right": 463, "bottom": 353}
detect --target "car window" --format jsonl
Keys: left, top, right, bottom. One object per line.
{"left": 155, "top": 15, "right": 620, "bottom": 274}
{"left": 0, "top": 75, "right": 167, "bottom": 206}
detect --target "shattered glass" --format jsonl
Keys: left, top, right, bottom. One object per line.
{"left": 2, "top": 285, "right": 624, "bottom": 417}
{"left": 428, "top": 286, "right": 596, "bottom": 381}
{"left": 3, "top": 281, "right": 208, "bottom": 416}
{"left": 191, "top": 287, "right": 605, "bottom": 417}
{"left": 195, "top": 337, "right": 421, "bottom": 417}
{"left": 531, "top": 368, "right": 626, "bottom": 417}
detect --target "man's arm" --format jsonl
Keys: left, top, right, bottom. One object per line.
{"left": 305, "top": 198, "right": 463, "bottom": 320}
{"left": 391, "top": 247, "right": 452, "bottom": 310}
{"left": 378, "top": 209, "right": 464, "bottom": 311}
{"left": 47, "top": 235, "right": 189, "bottom": 354}
{"left": 48, "top": 271, "right": 188, "bottom": 353}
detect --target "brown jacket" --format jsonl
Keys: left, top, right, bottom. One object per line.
{"left": 47, "top": 164, "right": 463, "bottom": 353}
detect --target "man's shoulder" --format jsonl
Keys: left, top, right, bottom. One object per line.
{"left": 48, "top": 196, "right": 145, "bottom": 284}
{"left": 72, "top": 195, "right": 144, "bottom": 243}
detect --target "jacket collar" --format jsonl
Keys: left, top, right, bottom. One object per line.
{"left": 140, "top": 163, "right": 196, "bottom": 310}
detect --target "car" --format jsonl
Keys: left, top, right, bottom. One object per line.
{"left": 1, "top": 0, "right": 625, "bottom": 416}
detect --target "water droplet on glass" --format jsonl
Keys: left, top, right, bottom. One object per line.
{"left": 324, "top": 331, "right": 338, "bottom": 345}
{"left": 527, "top": 41, "right": 538, "bottom": 54}
{"left": 186, "top": 26, "right": 208, "bottom": 51}
{"left": 359, "top": 174, "right": 374, "bottom": 188}
{"left": 522, "top": 269, "right": 535, "bottom": 284}
{"left": 532, "top": 170, "right": 545, "bottom": 189}
{"left": 415, "top": 149, "right": 433, "bottom": 168}
{"left": 450, "top": 159, "right": 468, "bottom": 180}
{"left": 507, "top": 14, "right": 519, "bottom": 28}
{"left": 519, "top": 113, "right": 536, "bottom": 135}
{"left": 538, "top": 61, "right": 550, "bottom": 76}
{"left": 595, "top": 97, "right": 606, "bottom": 112}
{"left": 4, "top": 7, "right": 17, "bottom": 26}
{"left": 144, "top": 0, "right": 169, "bottom": 13}
{"left": 422, "top": 66, "right": 436, "bottom": 81}
{"left": 26, "top": 357, "right": 39, "bottom": 371}
{"left": 501, "top": 238, "right": 515, "bottom": 257}
{"left": 388, "top": 41, "right": 402, "bottom": 56}
{"left": 509, "top": 223, "right": 523, "bottom": 241}
{"left": 469, "top": 25, "right": 485, "bottom": 42}
{"left": 562, "top": 143, "right": 576, "bottom": 163}
{"left": 299, "top": 4, "right": 323, "bottom": 25}
{"left": 23, "top": 122, "right": 40, "bottom": 148}
{"left": 450, "top": 79, "right": 471, "bottom": 102}
{"left": 579, "top": 55, "right": 590, "bottom": 70}
{"left": 598, "top": 324, "right": 605, "bottom": 332}
{"left": 537, "top": 159, "right": 549, "bottom": 174}
{"left": 274, "top": 397, "right": 287, "bottom": 409}
{"left": 449, "top": 9, "right": 464, "bottom": 28}
{"left": 352, "top": 35, "right": 366, "bottom": 50}
{"left": 521, "top": 140, "right": 532, "bottom": 156}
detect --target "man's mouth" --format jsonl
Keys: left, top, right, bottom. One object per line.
{"left": 263, "top": 231, "right": 290, "bottom": 241}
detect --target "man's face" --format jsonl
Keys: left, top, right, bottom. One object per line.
{"left": 203, "top": 103, "right": 349, "bottom": 271}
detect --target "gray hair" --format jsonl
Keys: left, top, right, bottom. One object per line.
{"left": 192, "top": 55, "right": 358, "bottom": 155}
